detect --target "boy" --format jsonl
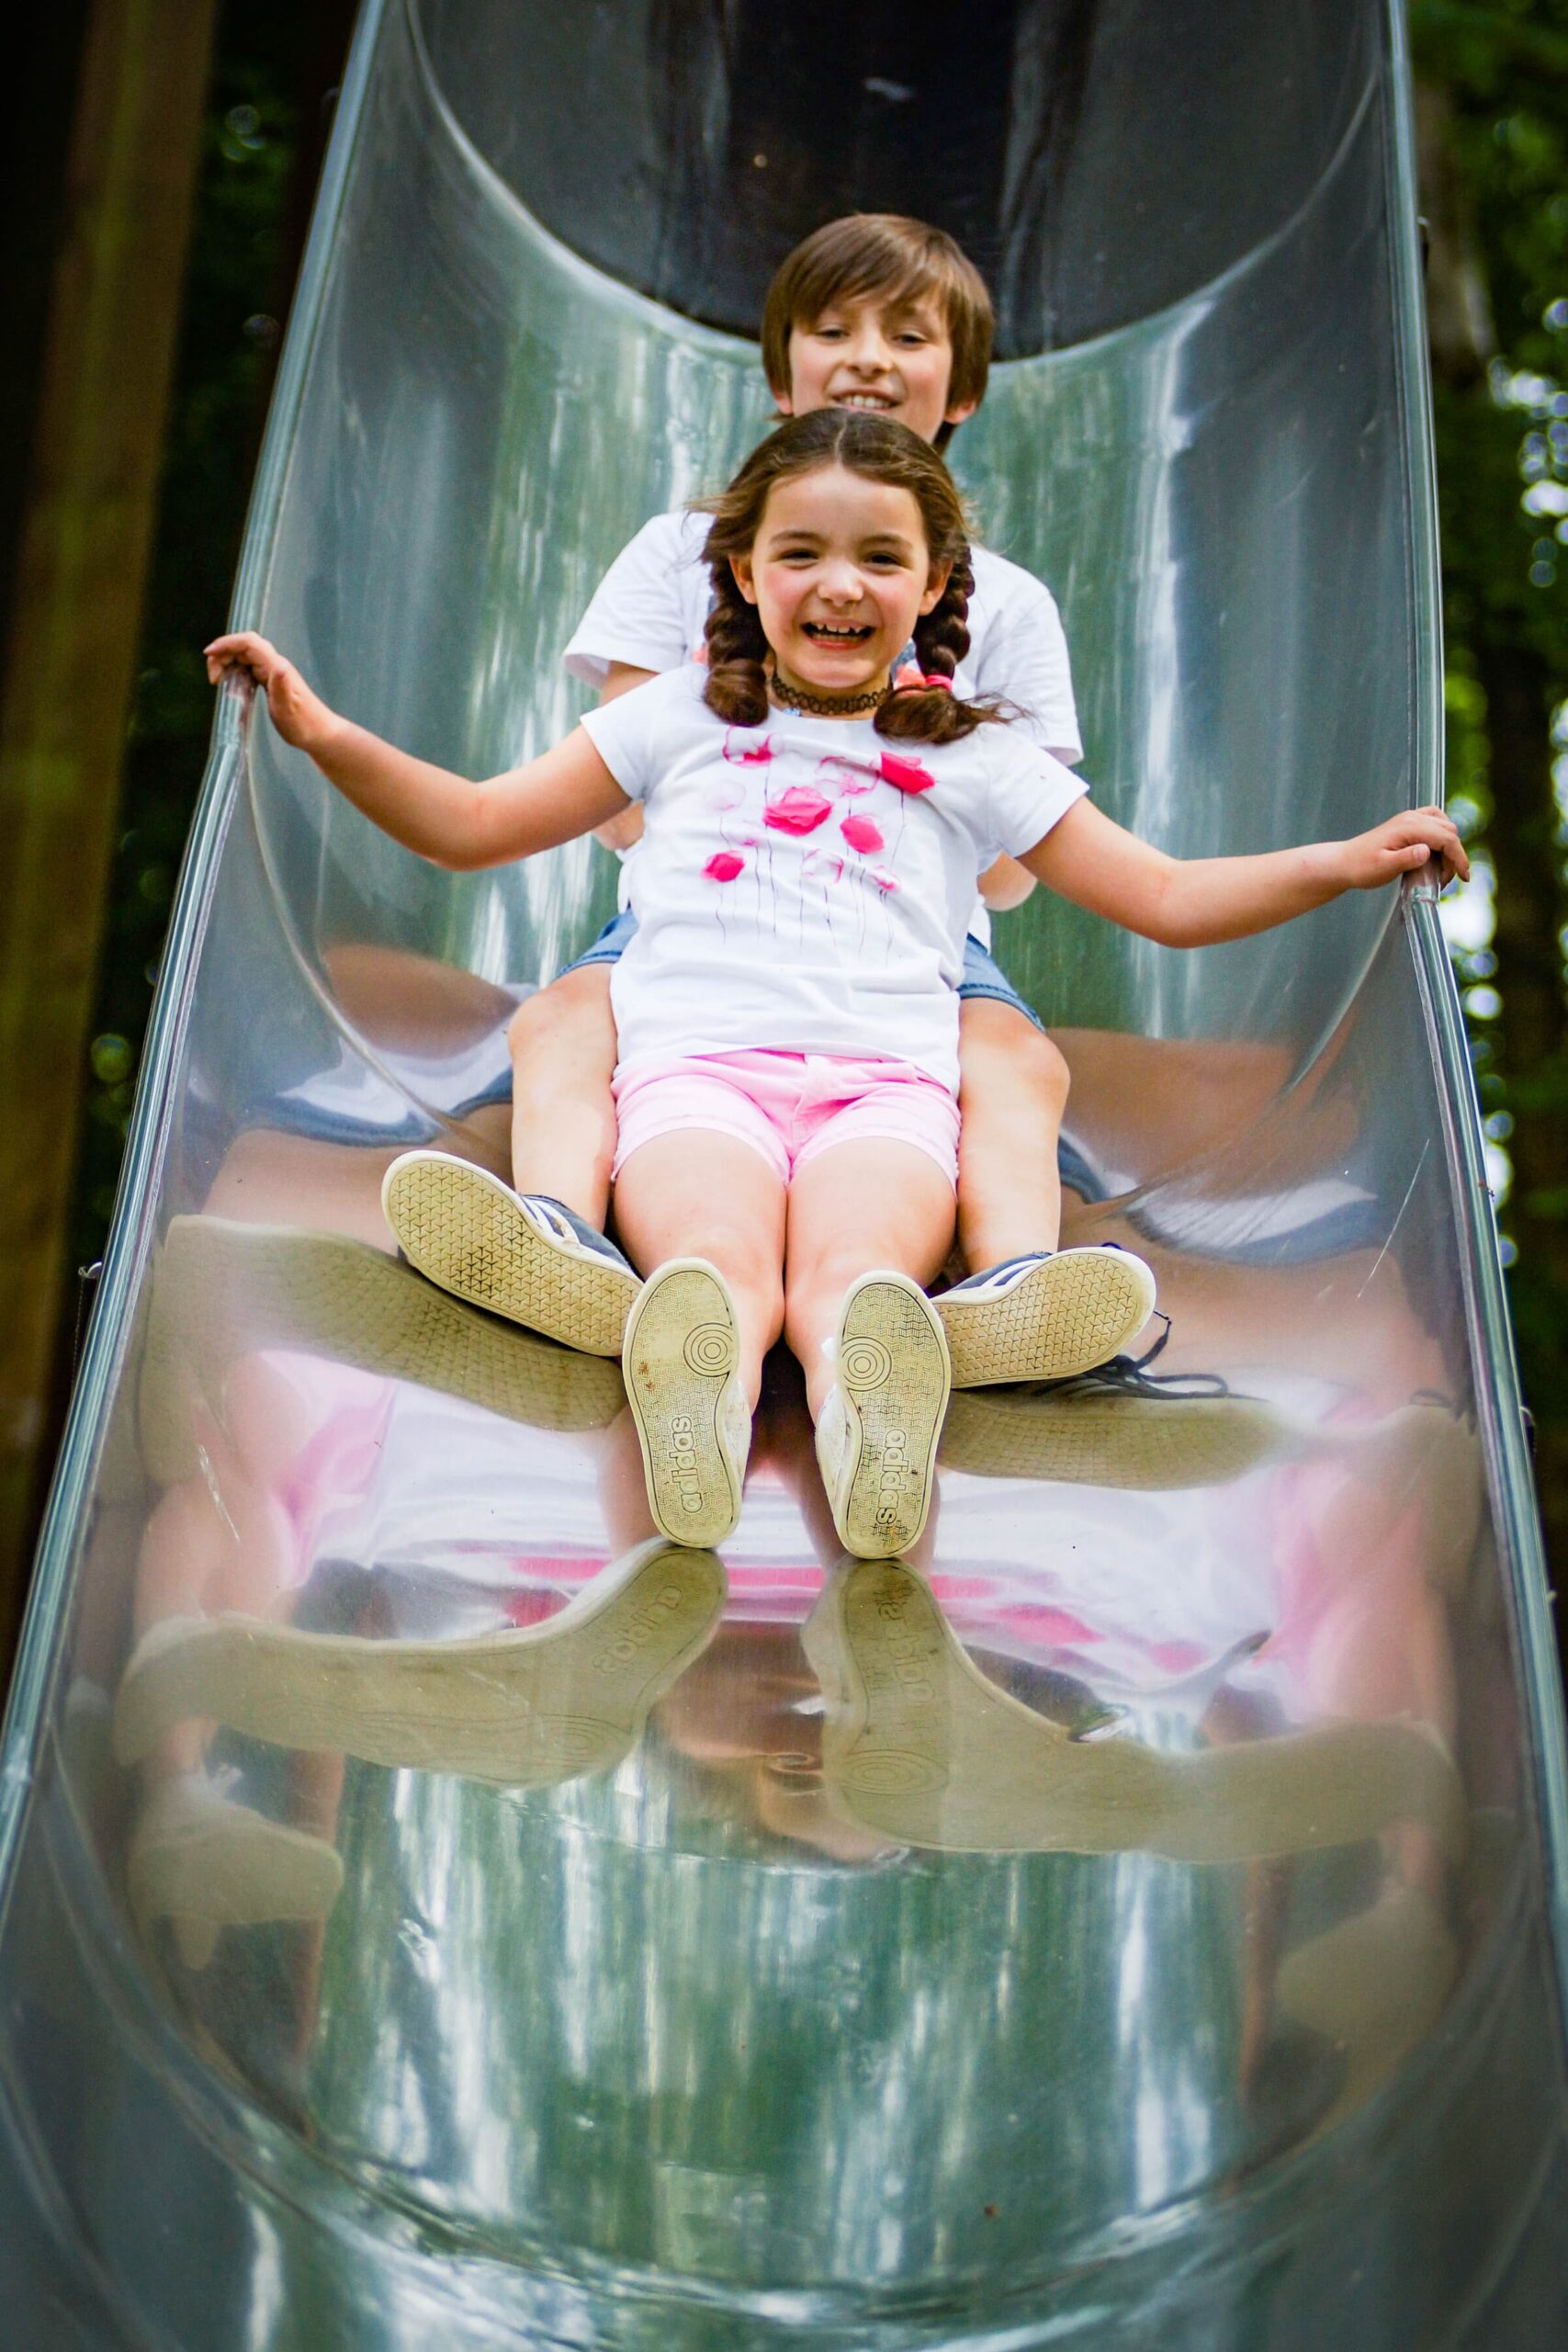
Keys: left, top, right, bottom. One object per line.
{"left": 470, "top": 214, "right": 1156, "bottom": 1386}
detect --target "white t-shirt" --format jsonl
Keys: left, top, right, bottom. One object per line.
{"left": 564, "top": 508, "right": 1082, "bottom": 763}
{"left": 563, "top": 508, "right": 1082, "bottom": 948}
{"left": 580, "top": 666, "right": 1086, "bottom": 1091}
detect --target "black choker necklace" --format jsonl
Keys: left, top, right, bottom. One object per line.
{"left": 770, "top": 672, "right": 889, "bottom": 718}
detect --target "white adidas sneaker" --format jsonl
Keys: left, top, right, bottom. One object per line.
{"left": 623, "top": 1261, "right": 751, "bottom": 1547}
{"left": 815, "top": 1272, "right": 950, "bottom": 1558}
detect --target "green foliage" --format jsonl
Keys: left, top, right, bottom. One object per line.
{"left": 1414, "top": 0, "right": 1568, "bottom": 642}
{"left": 1413, "top": 3, "right": 1568, "bottom": 359}
{"left": 1413, "top": 1, "right": 1568, "bottom": 1534}
{"left": 1415, "top": 35, "right": 1568, "bottom": 1003}
{"left": 1415, "top": 0, "right": 1568, "bottom": 633}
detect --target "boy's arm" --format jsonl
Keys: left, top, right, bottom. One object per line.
{"left": 562, "top": 514, "right": 698, "bottom": 688}
{"left": 567, "top": 511, "right": 709, "bottom": 853}
{"left": 603, "top": 663, "right": 656, "bottom": 701}
{"left": 207, "top": 632, "right": 630, "bottom": 872}
{"left": 976, "top": 571, "right": 1083, "bottom": 763}
{"left": 1018, "top": 797, "right": 1467, "bottom": 944}
{"left": 976, "top": 853, "right": 1036, "bottom": 911}
{"left": 974, "top": 572, "right": 1082, "bottom": 911}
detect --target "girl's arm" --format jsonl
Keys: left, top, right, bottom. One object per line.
{"left": 205, "top": 632, "right": 631, "bottom": 872}
{"left": 1018, "top": 797, "right": 1468, "bottom": 946}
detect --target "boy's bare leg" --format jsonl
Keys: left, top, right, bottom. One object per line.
{"left": 942, "top": 1003, "right": 1156, "bottom": 1384}
{"left": 954, "top": 999, "right": 1070, "bottom": 1270}
{"left": 507, "top": 963, "right": 620, "bottom": 1230}
{"left": 382, "top": 979, "right": 634, "bottom": 1345}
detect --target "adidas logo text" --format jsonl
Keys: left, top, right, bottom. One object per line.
{"left": 668, "top": 1414, "right": 706, "bottom": 1512}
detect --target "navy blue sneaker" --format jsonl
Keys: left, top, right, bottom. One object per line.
{"left": 382, "top": 1151, "right": 639, "bottom": 1355}
{"left": 934, "top": 1244, "right": 1156, "bottom": 1387}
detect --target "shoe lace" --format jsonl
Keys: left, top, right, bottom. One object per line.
{"left": 1039, "top": 1315, "right": 1237, "bottom": 1401}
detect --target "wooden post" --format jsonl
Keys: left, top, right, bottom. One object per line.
{"left": 0, "top": 0, "right": 219, "bottom": 1644}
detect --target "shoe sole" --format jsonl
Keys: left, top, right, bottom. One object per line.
{"left": 623, "top": 1263, "right": 745, "bottom": 1548}
{"left": 831, "top": 1274, "right": 950, "bottom": 1558}
{"left": 936, "top": 1248, "right": 1157, "bottom": 1387}
{"left": 938, "top": 1385, "right": 1284, "bottom": 1490}
{"left": 139, "top": 1215, "right": 625, "bottom": 1487}
{"left": 382, "top": 1152, "right": 637, "bottom": 1356}
{"left": 113, "top": 1541, "right": 726, "bottom": 1785}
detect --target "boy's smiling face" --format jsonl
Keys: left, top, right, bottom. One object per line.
{"left": 778, "top": 292, "right": 978, "bottom": 447}
{"left": 730, "top": 463, "right": 949, "bottom": 698}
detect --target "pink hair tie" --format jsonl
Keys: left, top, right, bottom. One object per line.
{"left": 892, "top": 663, "right": 952, "bottom": 695}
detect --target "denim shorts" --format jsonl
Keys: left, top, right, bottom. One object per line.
{"left": 955, "top": 934, "right": 1045, "bottom": 1032}
{"left": 563, "top": 910, "right": 1044, "bottom": 1031}
{"left": 563, "top": 907, "right": 639, "bottom": 970}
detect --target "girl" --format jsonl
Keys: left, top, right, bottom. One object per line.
{"left": 207, "top": 411, "right": 1463, "bottom": 1561}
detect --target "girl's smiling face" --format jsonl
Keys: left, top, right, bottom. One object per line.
{"left": 729, "top": 464, "right": 949, "bottom": 701}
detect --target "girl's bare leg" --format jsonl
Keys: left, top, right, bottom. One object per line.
{"left": 506, "top": 964, "right": 620, "bottom": 1228}
{"left": 783, "top": 1141, "right": 958, "bottom": 1419}
{"left": 954, "top": 1000, "right": 1071, "bottom": 1271}
{"left": 611, "top": 1130, "right": 788, "bottom": 1408}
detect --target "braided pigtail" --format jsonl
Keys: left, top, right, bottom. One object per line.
{"left": 875, "top": 552, "right": 1003, "bottom": 745}
{"left": 701, "top": 550, "right": 771, "bottom": 729}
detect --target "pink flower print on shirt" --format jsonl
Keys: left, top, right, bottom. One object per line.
{"left": 704, "top": 851, "right": 745, "bottom": 883}
{"left": 872, "top": 868, "right": 900, "bottom": 895}
{"left": 764, "top": 784, "right": 833, "bottom": 835}
{"left": 840, "top": 812, "right": 884, "bottom": 854}
{"left": 879, "top": 750, "right": 936, "bottom": 797}
{"left": 817, "top": 754, "right": 876, "bottom": 797}
{"left": 723, "top": 727, "right": 773, "bottom": 766}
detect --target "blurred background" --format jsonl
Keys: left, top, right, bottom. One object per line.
{"left": 0, "top": 0, "right": 1563, "bottom": 1673}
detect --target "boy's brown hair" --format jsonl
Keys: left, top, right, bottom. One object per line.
{"left": 760, "top": 214, "right": 995, "bottom": 453}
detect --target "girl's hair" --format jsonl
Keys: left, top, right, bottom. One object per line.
{"left": 698, "top": 409, "right": 1004, "bottom": 748}
{"left": 759, "top": 214, "right": 994, "bottom": 454}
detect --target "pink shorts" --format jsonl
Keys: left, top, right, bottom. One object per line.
{"left": 612, "top": 1048, "right": 960, "bottom": 1186}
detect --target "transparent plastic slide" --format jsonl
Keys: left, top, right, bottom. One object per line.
{"left": 4, "top": 0, "right": 1568, "bottom": 2342}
